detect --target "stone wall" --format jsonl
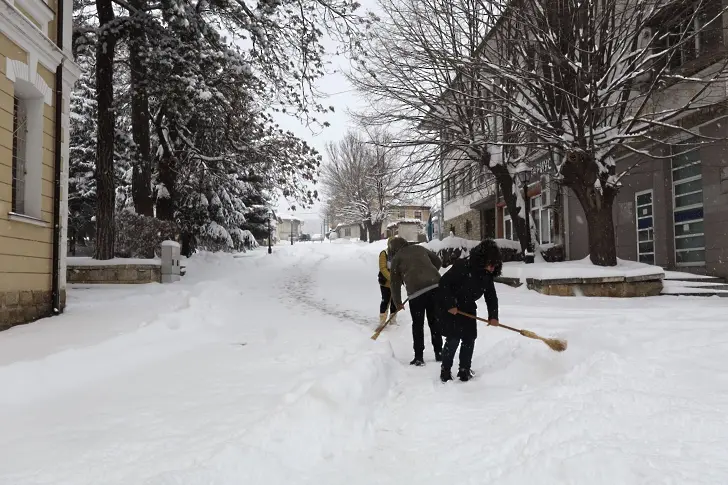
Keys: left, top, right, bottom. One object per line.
{"left": 526, "top": 275, "right": 663, "bottom": 297}
{"left": 0, "top": 290, "right": 67, "bottom": 331}
{"left": 444, "top": 210, "right": 481, "bottom": 239}
{"left": 67, "top": 264, "right": 162, "bottom": 284}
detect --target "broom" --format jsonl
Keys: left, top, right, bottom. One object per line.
{"left": 456, "top": 310, "right": 567, "bottom": 352}
{"left": 371, "top": 298, "right": 409, "bottom": 340}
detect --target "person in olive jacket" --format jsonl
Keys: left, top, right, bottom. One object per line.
{"left": 389, "top": 236, "right": 444, "bottom": 366}
{"left": 438, "top": 239, "right": 502, "bottom": 382}
{"left": 377, "top": 238, "right": 398, "bottom": 326}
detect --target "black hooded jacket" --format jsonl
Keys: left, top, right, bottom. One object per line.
{"left": 438, "top": 256, "right": 499, "bottom": 321}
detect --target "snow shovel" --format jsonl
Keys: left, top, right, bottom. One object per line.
{"left": 456, "top": 310, "right": 567, "bottom": 352}
{"left": 371, "top": 298, "right": 409, "bottom": 341}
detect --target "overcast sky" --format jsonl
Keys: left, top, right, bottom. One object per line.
{"left": 272, "top": 0, "right": 380, "bottom": 234}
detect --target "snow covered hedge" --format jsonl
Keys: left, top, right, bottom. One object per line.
{"left": 115, "top": 211, "right": 178, "bottom": 258}
{"left": 422, "top": 235, "right": 564, "bottom": 266}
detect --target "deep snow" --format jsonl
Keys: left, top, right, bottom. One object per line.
{"left": 1, "top": 242, "right": 728, "bottom": 484}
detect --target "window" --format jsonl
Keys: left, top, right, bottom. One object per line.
{"left": 652, "top": 3, "right": 721, "bottom": 71}
{"left": 501, "top": 191, "right": 552, "bottom": 244}
{"left": 672, "top": 146, "right": 705, "bottom": 266}
{"left": 414, "top": 211, "right": 422, "bottom": 220}
{"left": 6, "top": 62, "right": 48, "bottom": 222}
{"left": 464, "top": 166, "right": 473, "bottom": 192}
{"left": 636, "top": 190, "right": 655, "bottom": 265}
{"left": 478, "top": 164, "right": 487, "bottom": 186}
{"left": 663, "top": 16, "right": 704, "bottom": 69}
{"left": 12, "top": 96, "right": 28, "bottom": 215}
{"left": 530, "top": 192, "right": 552, "bottom": 245}
{"left": 344, "top": 227, "right": 351, "bottom": 237}
{"left": 398, "top": 209, "right": 406, "bottom": 218}
{"left": 503, "top": 206, "right": 514, "bottom": 241}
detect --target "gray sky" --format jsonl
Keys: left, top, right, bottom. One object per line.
{"left": 273, "top": 1, "right": 380, "bottom": 233}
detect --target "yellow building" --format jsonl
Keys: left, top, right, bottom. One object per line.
{"left": 0, "top": 0, "right": 80, "bottom": 329}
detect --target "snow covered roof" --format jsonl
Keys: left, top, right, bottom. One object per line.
{"left": 387, "top": 218, "right": 426, "bottom": 228}
{"left": 391, "top": 202, "right": 431, "bottom": 210}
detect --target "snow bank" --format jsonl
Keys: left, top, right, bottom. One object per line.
{"left": 67, "top": 257, "right": 161, "bottom": 266}
{"left": 502, "top": 256, "right": 664, "bottom": 281}
{"left": 149, "top": 345, "right": 400, "bottom": 483}
{"left": 664, "top": 270, "right": 719, "bottom": 280}
{"left": 422, "top": 235, "right": 481, "bottom": 254}
{"left": 662, "top": 280, "right": 728, "bottom": 294}
{"left": 423, "top": 235, "right": 522, "bottom": 254}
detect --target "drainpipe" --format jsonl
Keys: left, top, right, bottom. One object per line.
{"left": 439, "top": 147, "right": 445, "bottom": 239}
{"left": 52, "top": 0, "right": 65, "bottom": 314}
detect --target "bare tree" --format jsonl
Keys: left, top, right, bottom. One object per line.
{"left": 471, "top": 0, "right": 728, "bottom": 265}
{"left": 353, "top": 0, "right": 728, "bottom": 265}
{"left": 321, "top": 130, "right": 410, "bottom": 242}
{"left": 349, "top": 0, "right": 536, "bottom": 253}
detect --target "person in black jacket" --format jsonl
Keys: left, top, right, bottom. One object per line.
{"left": 438, "top": 239, "right": 502, "bottom": 382}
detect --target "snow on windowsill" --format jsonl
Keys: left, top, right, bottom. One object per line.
{"left": 67, "top": 257, "right": 162, "bottom": 267}
{"left": 501, "top": 256, "right": 665, "bottom": 282}
{"left": 9, "top": 212, "right": 49, "bottom": 228}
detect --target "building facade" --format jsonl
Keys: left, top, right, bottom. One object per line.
{"left": 0, "top": 0, "right": 80, "bottom": 329}
{"left": 276, "top": 216, "right": 302, "bottom": 242}
{"left": 440, "top": 3, "right": 728, "bottom": 278}
{"left": 334, "top": 222, "right": 362, "bottom": 240}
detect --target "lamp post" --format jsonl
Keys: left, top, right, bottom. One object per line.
{"left": 516, "top": 165, "right": 534, "bottom": 264}
{"left": 268, "top": 211, "right": 273, "bottom": 254}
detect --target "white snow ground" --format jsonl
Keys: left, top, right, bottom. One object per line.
{"left": 1, "top": 242, "right": 728, "bottom": 485}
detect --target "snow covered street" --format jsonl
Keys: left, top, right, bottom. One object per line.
{"left": 1, "top": 242, "right": 728, "bottom": 485}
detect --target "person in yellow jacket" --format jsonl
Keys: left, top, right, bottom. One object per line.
{"left": 378, "top": 239, "right": 398, "bottom": 326}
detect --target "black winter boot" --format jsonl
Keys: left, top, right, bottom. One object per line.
{"left": 410, "top": 355, "right": 425, "bottom": 366}
{"left": 440, "top": 367, "right": 452, "bottom": 383}
{"left": 457, "top": 368, "right": 475, "bottom": 382}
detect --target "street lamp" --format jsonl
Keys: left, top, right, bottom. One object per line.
{"left": 516, "top": 164, "right": 534, "bottom": 264}
{"left": 268, "top": 211, "right": 273, "bottom": 254}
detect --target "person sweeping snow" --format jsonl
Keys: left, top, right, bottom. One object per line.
{"left": 438, "top": 239, "right": 502, "bottom": 383}
{"left": 388, "top": 236, "right": 443, "bottom": 366}
{"left": 377, "top": 238, "right": 398, "bottom": 327}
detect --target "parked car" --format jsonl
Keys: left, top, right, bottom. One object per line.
{"left": 298, "top": 233, "right": 312, "bottom": 242}
{"left": 312, "top": 233, "right": 324, "bottom": 242}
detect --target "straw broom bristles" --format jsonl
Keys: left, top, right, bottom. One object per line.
{"left": 457, "top": 311, "right": 567, "bottom": 353}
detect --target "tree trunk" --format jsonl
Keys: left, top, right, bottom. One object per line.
{"left": 156, "top": 154, "right": 175, "bottom": 220}
{"left": 364, "top": 220, "right": 383, "bottom": 243}
{"left": 93, "top": 0, "right": 117, "bottom": 260}
{"left": 154, "top": 113, "right": 177, "bottom": 221}
{"left": 359, "top": 223, "right": 367, "bottom": 241}
{"left": 491, "top": 164, "right": 529, "bottom": 255}
{"left": 568, "top": 184, "right": 618, "bottom": 266}
{"left": 180, "top": 232, "right": 194, "bottom": 257}
{"left": 129, "top": 1, "right": 154, "bottom": 216}
{"left": 562, "top": 152, "right": 618, "bottom": 266}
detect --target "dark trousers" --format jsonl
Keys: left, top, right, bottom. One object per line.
{"left": 409, "top": 289, "right": 442, "bottom": 357}
{"left": 441, "top": 335, "right": 475, "bottom": 372}
{"left": 440, "top": 311, "right": 477, "bottom": 371}
{"left": 379, "top": 286, "right": 397, "bottom": 314}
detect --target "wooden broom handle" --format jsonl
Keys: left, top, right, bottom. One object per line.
{"left": 455, "top": 310, "right": 521, "bottom": 333}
